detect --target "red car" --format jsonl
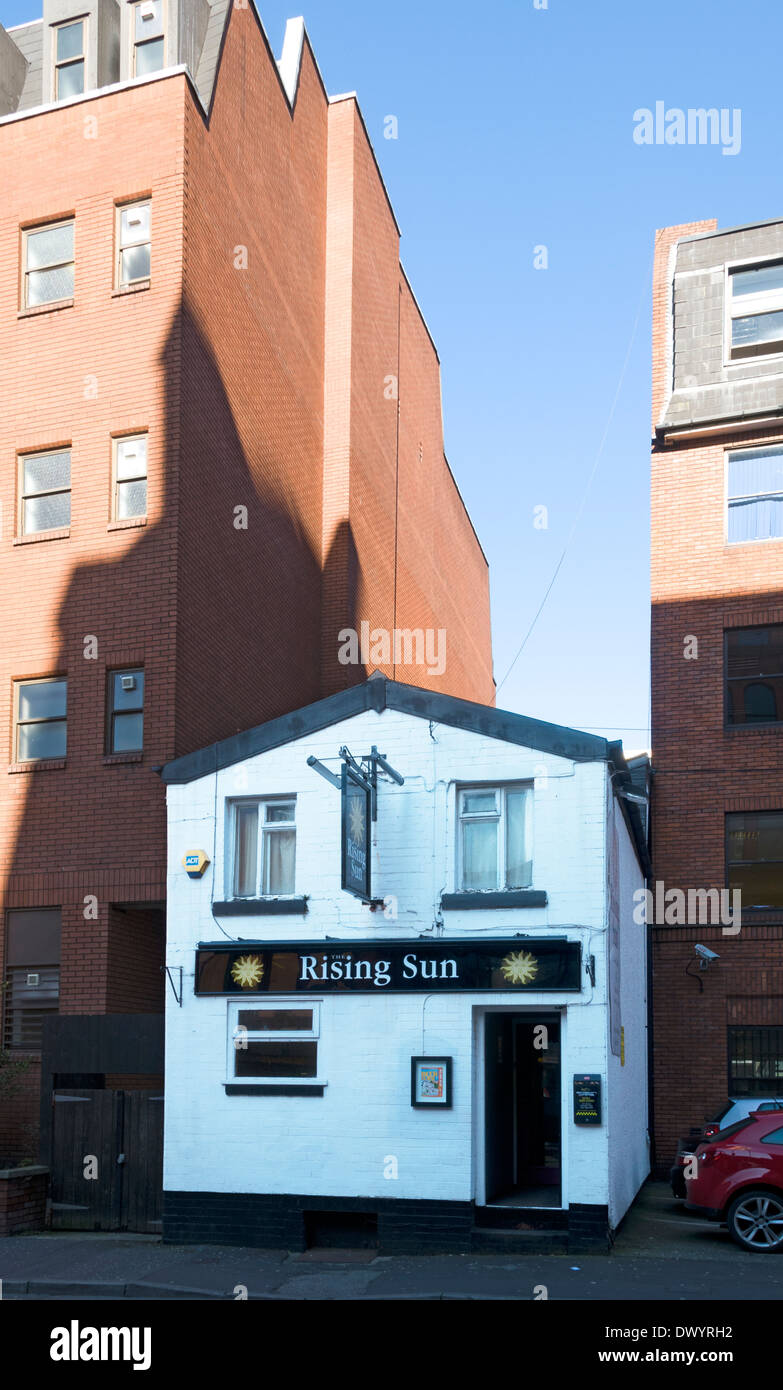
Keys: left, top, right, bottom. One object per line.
{"left": 685, "top": 1111, "right": 783, "bottom": 1251}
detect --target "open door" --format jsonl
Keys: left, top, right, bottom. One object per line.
{"left": 484, "top": 1012, "right": 562, "bottom": 1207}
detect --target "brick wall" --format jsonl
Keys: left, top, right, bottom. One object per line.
{"left": 650, "top": 221, "right": 783, "bottom": 1162}
{"left": 0, "top": 1166, "right": 48, "bottom": 1234}
{"left": 0, "top": 9, "right": 494, "bottom": 1159}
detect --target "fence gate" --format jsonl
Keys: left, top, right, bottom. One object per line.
{"left": 50, "top": 1089, "right": 163, "bottom": 1232}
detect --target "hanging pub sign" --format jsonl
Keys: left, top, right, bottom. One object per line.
{"left": 195, "top": 938, "right": 582, "bottom": 996}
{"left": 341, "top": 763, "right": 372, "bottom": 901}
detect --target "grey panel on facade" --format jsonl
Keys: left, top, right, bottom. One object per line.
{"left": 663, "top": 221, "right": 783, "bottom": 429}
{"left": 194, "top": 0, "right": 230, "bottom": 110}
{"left": 1, "top": 0, "right": 233, "bottom": 116}
{"left": 0, "top": 22, "right": 29, "bottom": 114}
{"left": 6, "top": 22, "right": 43, "bottom": 112}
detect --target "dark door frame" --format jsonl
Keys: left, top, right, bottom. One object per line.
{"left": 477, "top": 1006, "right": 564, "bottom": 1210}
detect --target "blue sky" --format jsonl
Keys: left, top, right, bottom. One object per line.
{"left": 4, "top": 0, "right": 782, "bottom": 749}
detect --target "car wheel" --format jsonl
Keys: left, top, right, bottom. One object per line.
{"left": 727, "top": 1190, "right": 783, "bottom": 1253}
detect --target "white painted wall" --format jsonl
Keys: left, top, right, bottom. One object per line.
{"left": 163, "top": 706, "right": 647, "bottom": 1219}
{"left": 606, "top": 794, "right": 651, "bottom": 1225}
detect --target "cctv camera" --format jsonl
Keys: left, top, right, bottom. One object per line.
{"left": 694, "top": 944, "right": 719, "bottom": 962}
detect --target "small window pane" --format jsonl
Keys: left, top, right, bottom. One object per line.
{"left": 112, "top": 711, "right": 143, "bottom": 752}
{"left": 728, "top": 448, "right": 783, "bottom": 501}
{"left": 462, "top": 791, "right": 497, "bottom": 815}
{"left": 731, "top": 262, "right": 783, "bottom": 297}
{"left": 3, "top": 965, "right": 60, "bottom": 1050}
{"left": 24, "top": 492, "right": 71, "bottom": 534}
{"left": 462, "top": 819, "right": 497, "bottom": 890}
{"left": 135, "top": 1, "right": 164, "bottom": 42}
{"left": 27, "top": 265, "right": 74, "bottom": 307}
{"left": 56, "top": 60, "right": 84, "bottom": 100}
{"left": 18, "top": 720, "right": 67, "bottom": 762}
{"left": 727, "top": 625, "right": 783, "bottom": 679}
{"left": 732, "top": 310, "right": 783, "bottom": 352}
{"left": 742, "top": 682, "right": 778, "bottom": 722}
{"left": 117, "top": 479, "right": 147, "bottom": 518}
{"left": 237, "top": 1009, "right": 313, "bottom": 1032}
{"left": 761, "top": 1127, "right": 783, "bottom": 1145}
{"left": 263, "top": 828, "right": 295, "bottom": 894}
{"left": 26, "top": 224, "right": 73, "bottom": 271}
{"left": 56, "top": 21, "right": 83, "bottom": 61}
{"left": 506, "top": 790, "right": 532, "bottom": 888}
{"left": 728, "top": 497, "right": 783, "bottom": 545}
{"left": 265, "top": 803, "right": 295, "bottom": 823}
{"left": 728, "top": 812, "right": 783, "bottom": 863}
{"left": 18, "top": 680, "right": 66, "bottom": 722}
{"left": 235, "top": 805, "right": 258, "bottom": 897}
{"left": 120, "top": 243, "right": 151, "bottom": 284}
{"left": 120, "top": 204, "right": 151, "bottom": 247}
{"left": 23, "top": 451, "right": 70, "bottom": 496}
{"left": 112, "top": 671, "right": 144, "bottom": 711}
{"left": 234, "top": 1040, "right": 317, "bottom": 1079}
{"left": 135, "top": 36, "right": 164, "bottom": 74}
{"left": 116, "top": 437, "right": 147, "bottom": 480}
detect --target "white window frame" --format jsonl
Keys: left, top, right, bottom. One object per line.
{"left": 130, "top": 0, "right": 167, "bottom": 77}
{"left": 22, "top": 219, "right": 75, "bottom": 310}
{"left": 115, "top": 200, "right": 151, "bottom": 289}
{"left": 14, "top": 677, "right": 67, "bottom": 764}
{"left": 456, "top": 783, "right": 533, "bottom": 892}
{"left": 228, "top": 797, "right": 297, "bottom": 899}
{"left": 112, "top": 433, "right": 148, "bottom": 519}
{"left": 52, "top": 16, "right": 87, "bottom": 103}
{"left": 226, "top": 999, "right": 323, "bottom": 1087}
{"left": 724, "top": 443, "right": 783, "bottom": 547}
{"left": 724, "top": 256, "right": 783, "bottom": 367}
{"left": 18, "top": 448, "right": 71, "bottom": 536}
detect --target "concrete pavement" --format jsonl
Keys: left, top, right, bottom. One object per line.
{"left": 1, "top": 1182, "right": 782, "bottom": 1300}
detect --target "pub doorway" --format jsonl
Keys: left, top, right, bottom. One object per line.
{"left": 483, "top": 1011, "right": 562, "bottom": 1207}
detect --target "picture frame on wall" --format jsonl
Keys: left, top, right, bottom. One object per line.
{"left": 411, "top": 1056, "right": 452, "bottom": 1108}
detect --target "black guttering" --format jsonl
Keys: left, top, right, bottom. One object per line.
{"left": 607, "top": 740, "right": 652, "bottom": 882}
{"left": 161, "top": 676, "right": 608, "bottom": 786}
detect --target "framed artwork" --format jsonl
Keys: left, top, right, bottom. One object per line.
{"left": 411, "top": 1056, "right": 452, "bottom": 1108}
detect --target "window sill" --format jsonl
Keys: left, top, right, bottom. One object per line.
{"left": 725, "top": 722, "right": 783, "bottom": 731}
{"left": 111, "top": 281, "right": 150, "bottom": 298}
{"left": 102, "top": 752, "right": 144, "bottom": 766}
{"left": 13, "top": 529, "right": 70, "bottom": 546}
{"left": 440, "top": 890, "right": 547, "bottom": 910}
{"left": 18, "top": 298, "right": 74, "bottom": 319}
{"left": 224, "top": 1083, "right": 325, "bottom": 1097}
{"left": 107, "top": 517, "right": 147, "bottom": 532}
{"left": 213, "top": 897, "right": 309, "bottom": 916}
{"left": 8, "top": 759, "right": 66, "bottom": 774}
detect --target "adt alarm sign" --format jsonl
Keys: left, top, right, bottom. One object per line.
{"left": 341, "top": 763, "right": 371, "bottom": 900}
{"left": 573, "top": 1074, "right": 602, "bottom": 1125}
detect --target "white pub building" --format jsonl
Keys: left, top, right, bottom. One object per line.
{"left": 161, "top": 676, "right": 651, "bottom": 1253}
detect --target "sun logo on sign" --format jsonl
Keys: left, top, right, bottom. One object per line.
{"left": 230, "top": 955, "right": 264, "bottom": 989}
{"left": 349, "top": 797, "right": 365, "bottom": 845}
{"left": 500, "top": 950, "right": 539, "bottom": 985}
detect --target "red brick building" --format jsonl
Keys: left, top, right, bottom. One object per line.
{"left": 0, "top": 3, "right": 494, "bottom": 1165}
{"left": 651, "top": 218, "right": 783, "bottom": 1166}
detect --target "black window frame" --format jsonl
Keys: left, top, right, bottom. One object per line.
{"left": 724, "top": 625, "right": 783, "bottom": 729}
{"left": 725, "top": 812, "right": 783, "bottom": 914}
